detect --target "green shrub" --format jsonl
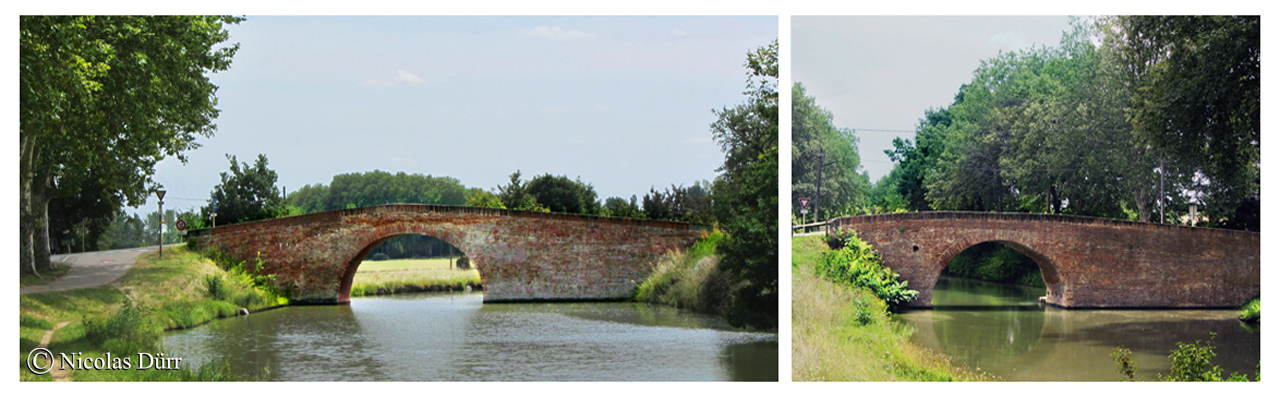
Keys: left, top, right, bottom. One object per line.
{"left": 1114, "top": 333, "right": 1257, "bottom": 382}
{"left": 1239, "top": 299, "right": 1260, "bottom": 322}
{"left": 204, "top": 274, "right": 231, "bottom": 301}
{"left": 815, "top": 231, "right": 918, "bottom": 311}
{"left": 825, "top": 227, "right": 857, "bottom": 250}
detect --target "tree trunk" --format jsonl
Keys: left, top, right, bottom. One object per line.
{"left": 19, "top": 132, "right": 38, "bottom": 275}
{"left": 32, "top": 172, "right": 54, "bottom": 270}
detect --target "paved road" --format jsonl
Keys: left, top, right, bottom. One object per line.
{"left": 20, "top": 245, "right": 179, "bottom": 294}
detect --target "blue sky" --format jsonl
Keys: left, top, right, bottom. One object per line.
{"left": 792, "top": 16, "right": 1073, "bottom": 182}
{"left": 137, "top": 16, "right": 777, "bottom": 212}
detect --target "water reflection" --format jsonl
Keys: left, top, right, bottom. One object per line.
{"left": 897, "top": 277, "right": 1259, "bottom": 381}
{"left": 163, "top": 292, "right": 777, "bottom": 381}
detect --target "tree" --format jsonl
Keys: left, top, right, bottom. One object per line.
{"left": 464, "top": 188, "right": 506, "bottom": 209}
{"left": 524, "top": 174, "right": 600, "bottom": 215}
{"left": 20, "top": 16, "right": 241, "bottom": 274}
{"left": 1107, "top": 16, "right": 1259, "bottom": 229}
{"left": 711, "top": 40, "right": 778, "bottom": 329}
{"left": 791, "top": 82, "right": 870, "bottom": 220}
{"left": 600, "top": 196, "right": 644, "bottom": 219}
{"left": 204, "top": 154, "right": 284, "bottom": 225}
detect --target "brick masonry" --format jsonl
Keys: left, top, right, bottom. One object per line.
{"left": 831, "top": 212, "right": 1260, "bottom": 308}
{"left": 188, "top": 204, "right": 708, "bottom": 304}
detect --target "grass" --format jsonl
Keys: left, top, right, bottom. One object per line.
{"left": 350, "top": 257, "right": 482, "bottom": 297}
{"left": 792, "top": 234, "right": 987, "bottom": 381}
{"left": 633, "top": 230, "right": 737, "bottom": 317}
{"left": 19, "top": 261, "right": 72, "bottom": 288}
{"left": 19, "top": 246, "right": 277, "bottom": 381}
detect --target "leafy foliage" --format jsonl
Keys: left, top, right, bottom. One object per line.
{"left": 20, "top": 16, "right": 241, "bottom": 274}
{"left": 944, "top": 242, "right": 1044, "bottom": 287}
{"left": 641, "top": 182, "right": 715, "bottom": 224}
{"left": 524, "top": 173, "right": 600, "bottom": 215}
{"left": 203, "top": 154, "right": 285, "bottom": 225}
{"left": 1239, "top": 299, "right": 1260, "bottom": 323}
{"left": 815, "top": 231, "right": 919, "bottom": 311}
{"left": 792, "top": 82, "right": 871, "bottom": 220}
{"left": 1113, "top": 334, "right": 1257, "bottom": 382}
{"left": 711, "top": 40, "right": 778, "bottom": 329}
{"left": 288, "top": 170, "right": 468, "bottom": 213}
{"left": 83, "top": 304, "right": 163, "bottom": 356}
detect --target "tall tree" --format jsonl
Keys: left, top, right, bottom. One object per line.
{"left": 20, "top": 16, "right": 241, "bottom": 274}
{"left": 1108, "top": 15, "right": 1260, "bottom": 229}
{"left": 791, "top": 82, "right": 869, "bottom": 220}
{"left": 204, "top": 154, "right": 284, "bottom": 225}
{"left": 712, "top": 40, "right": 778, "bottom": 329}
{"left": 524, "top": 174, "right": 600, "bottom": 215}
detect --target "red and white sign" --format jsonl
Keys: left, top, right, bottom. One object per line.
{"left": 156, "top": 190, "right": 167, "bottom": 201}
{"left": 176, "top": 219, "right": 188, "bottom": 231}
{"left": 798, "top": 197, "right": 811, "bottom": 209}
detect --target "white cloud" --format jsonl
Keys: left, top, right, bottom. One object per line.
{"left": 522, "top": 26, "right": 594, "bottom": 41}
{"left": 394, "top": 70, "right": 425, "bottom": 84}
{"left": 670, "top": 29, "right": 687, "bottom": 37}
{"left": 363, "top": 69, "right": 425, "bottom": 87}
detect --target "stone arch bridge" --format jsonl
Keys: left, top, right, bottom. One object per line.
{"left": 188, "top": 204, "right": 709, "bottom": 304}
{"left": 829, "top": 212, "right": 1259, "bottom": 308}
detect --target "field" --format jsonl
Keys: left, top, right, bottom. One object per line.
{"left": 350, "top": 257, "right": 482, "bottom": 297}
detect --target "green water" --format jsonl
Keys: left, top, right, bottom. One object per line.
{"left": 162, "top": 292, "right": 777, "bottom": 381}
{"left": 896, "top": 277, "right": 1260, "bottom": 381}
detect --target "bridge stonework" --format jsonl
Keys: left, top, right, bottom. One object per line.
{"left": 831, "top": 212, "right": 1260, "bottom": 309}
{"left": 188, "top": 204, "right": 707, "bottom": 304}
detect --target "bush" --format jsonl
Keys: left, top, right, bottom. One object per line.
{"left": 815, "top": 231, "right": 919, "bottom": 311}
{"left": 204, "top": 274, "right": 231, "bottom": 301}
{"left": 1114, "top": 333, "right": 1257, "bottom": 382}
{"left": 825, "top": 227, "right": 857, "bottom": 250}
{"left": 1239, "top": 299, "right": 1260, "bottom": 322}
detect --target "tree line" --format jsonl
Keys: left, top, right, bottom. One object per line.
{"left": 794, "top": 16, "right": 1259, "bottom": 232}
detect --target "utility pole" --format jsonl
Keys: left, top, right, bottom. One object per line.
{"left": 813, "top": 146, "right": 836, "bottom": 223}
{"left": 1159, "top": 158, "right": 1166, "bottom": 224}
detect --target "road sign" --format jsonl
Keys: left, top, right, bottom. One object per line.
{"left": 156, "top": 190, "right": 166, "bottom": 201}
{"left": 176, "top": 219, "right": 187, "bottom": 231}
{"left": 799, "top": 197, "right": 811, "bottom": 210}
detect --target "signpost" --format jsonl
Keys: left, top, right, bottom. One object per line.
{"left": 157, "top": 190, "right": 166, "bottom": 258}
{"left": 798, "top": 197, "right": 811, "bottom": 225}
{"left": 176, "top": 219, "right": 188, "bottom": 236}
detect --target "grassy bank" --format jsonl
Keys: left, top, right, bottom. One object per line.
{"left": 350, "top": 258, "right": 482, "bottom": 297}
{"left": 634, "top": 230, "right": 741, "bottom": 321}
{"left": 792, "top": 234, "right": 985, "bottom": 381}
{"left": 19, "top": 246, "right": 279, "bottom": 381}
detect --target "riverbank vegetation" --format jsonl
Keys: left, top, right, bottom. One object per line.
{"left": 943, "top": 242, "right": 1045, "bottom": 288}
{"left": 634, "top": 230, "right": 735, "bottom": 317}
{"left": 793, "top": 235, "right": 984, "bottom": 381}
{"left": 350, "top": 258, "right": 482, "bottom": 297}
{"left": 19, "top": 246, "right": 277, "bottom": 381}
{"left": 1113, "top": 334, "right": 1259, "bottom": 382}
{"left": 1240, "top": 299, "right": 1260, "bottom": 323}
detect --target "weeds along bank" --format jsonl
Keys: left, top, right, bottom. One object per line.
{"left": 19, "top": 246, "right": 282, "bottom": 381}
{"left": 791, "top": 234, "right": 983, "bottom": 381}
{"left": 633, "top": 230, "right": 745, "bottom": 324}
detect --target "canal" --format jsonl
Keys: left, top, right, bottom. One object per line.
{"left": 896, "top": 277, "right": 1260, "bottom": 381}
{"left": 162, "top": 292, "right": 778, "bottom": 381}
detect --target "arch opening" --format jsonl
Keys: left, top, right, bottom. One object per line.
{"left": 934, "top": 240, "right": 1062, "bottom": 307}
{"left": 337, "top": 234, "right": 482, "bottom": 302}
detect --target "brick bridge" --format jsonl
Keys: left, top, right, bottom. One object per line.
{"left": 829, "top": 212, "right": 1259, "bottom": 308}
{"left": 187, "top": 204, "right": 709, "bottom": 304}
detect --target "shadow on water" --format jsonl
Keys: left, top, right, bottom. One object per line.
{"left": 896, "top": 276, "right": 1259, "bottom": 381}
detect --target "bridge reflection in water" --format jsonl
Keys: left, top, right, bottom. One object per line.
{"left": 897, "top": 277, "right": 1260, "bottom": 381}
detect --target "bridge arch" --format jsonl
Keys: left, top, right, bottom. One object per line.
{"left": 189, "top": 204, "right": 707, "bottom": 304}
{"left": 338, "top": 231, "right": 479, "bottom": 303}
{"left": 831, "top": 211, "right": 1259, "bottom": 308}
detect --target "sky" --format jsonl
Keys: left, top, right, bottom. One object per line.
{"left": 792, "top": 16, "right": 1073, "bottom": 182}
{"left": 131, "top": 16, "right": 777, "bottom": 214}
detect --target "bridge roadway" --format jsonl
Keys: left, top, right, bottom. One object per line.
{"left": 188, "top": 204, "right": 709, "bottom": 304}
{"left": 830, "top": 211, "right": 1260, "bottom": 308}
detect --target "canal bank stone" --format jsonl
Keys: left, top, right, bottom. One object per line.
{"left": 831, "top": 212, "right": 1260, "bottom": 309}
{"left": 188, "top": 204, "right": 707, "bottom": 304}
